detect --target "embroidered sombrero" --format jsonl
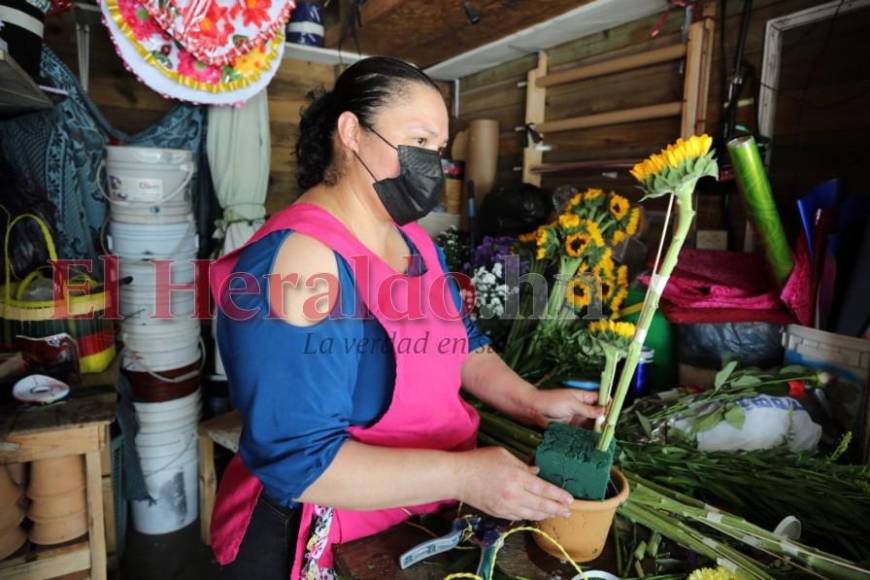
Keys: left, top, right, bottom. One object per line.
{"left": 133, "top": 0, "right": 295, "bottom": 66}
{"left": 102, "top": 0, "right": 285, "bottom": 105}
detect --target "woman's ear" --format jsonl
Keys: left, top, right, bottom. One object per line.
{"left": 336, "top": 111, "right": 362, "bottom": 154}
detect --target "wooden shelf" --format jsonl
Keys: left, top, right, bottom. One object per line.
{"left": 0, "top": 539, "right": 90, "bottom": 579}
{"left": 283, "top": 42, "right": 371, "bottom": 66}
{"left": 0, "top": 50, "right": 53, "bottom": 116}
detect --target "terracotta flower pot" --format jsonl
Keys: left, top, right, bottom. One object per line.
{"left": 0, "top": 502, "right": 25, "bottom": 530}
{"left": 533, "top": 467, "right": 630, "bottom": 563}
{"left": 27, "top": 456, "right": 85, "bottom": 499}
{"left": 0, "top": 468, "right": 23, "bottom": 508}
{"left": 4, "top": 463, "right": 27, "bottom": 488}
{"left": 28, "top": 488, "right": 86, "bottom": 521}
{"left": 28, "top": 509, "right": 88, "bottom": 545}
{"left": 0, "top": 525, "right": 27, "bottom": 560}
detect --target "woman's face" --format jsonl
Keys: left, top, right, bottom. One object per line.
{"left": 364, "top": 82, "right": 449, "bottom": 177}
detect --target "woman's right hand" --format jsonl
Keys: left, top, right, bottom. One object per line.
{"left": 454, "top": 446, "right": 574, "bottom": 521}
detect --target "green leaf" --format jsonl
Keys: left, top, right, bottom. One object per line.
{"left": 778, "top": 364, "right": 808, "bottom": 375}
{"left": 733, "top": 375, "right": 763, "bottom": 388}
{"left": 636, "top": 411, "right": 653, "bottom": 439}
{"left": 693, "top": 409, "right": 724, "bottom": 433}
{"left": 714, "top": 360, "right": 739, "bottom": 389}
{"left": 724, "top": 406, "right": 746, "bottom": 430}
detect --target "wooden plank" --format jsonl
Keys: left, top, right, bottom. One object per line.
{"left": 537, "top": 102, "right": 682, "bottom": 134}
{"left": 0, "top": 389, "right": 114, "bottom": 440}
{"left": 101, "top": 476, "right": 116, "bottom": 556}
{"left": 680, "top": 10, "right": 716, "bottom": 138}
{"left": 538, "top": 43, "right": 686, "bottom": 88}
{"left": 85, "top": 450, "right": 107, "bottom": 580}
{"left": 199, "top": 411, "right": 242, "bottom": 453}
{"left": 0, "top": 541, "right": 90, "bottom": 579}
{"left": 0, "top": 424, "right": 103, "bottom": 464}
{"left": 198, "top": 435, "right": 216, "bottom": 546}
{"left": 521, "top": 52, "right": 548, "bottom": 187}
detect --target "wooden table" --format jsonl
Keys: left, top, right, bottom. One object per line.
{"left": 334, "top": 508, "right": 618, "bottom": 579}
{"left": 0, "top": 385, "right": 116, "bottom": 580}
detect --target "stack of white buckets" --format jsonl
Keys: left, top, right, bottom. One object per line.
{"left": 104, "top": 145, "right": 202, "bottom": 535}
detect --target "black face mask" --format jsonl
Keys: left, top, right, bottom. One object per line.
{"left": 354, "top": 127, "right": 445, "bottom": 225}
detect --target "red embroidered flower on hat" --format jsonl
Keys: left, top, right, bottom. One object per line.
{"left": 178, "top": 50, "right": 222, "bottom": 84}
{"left": 189, "top": 1, "right": 237, "bottom": 52}
{"left": 240, "top": 0, "right": 273, "bottom": 27}
{"left": 119, "top": 0, "right": 162, "bottom": 40}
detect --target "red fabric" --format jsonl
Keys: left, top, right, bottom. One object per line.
{"left": 780, "top": 233, "right": 814, "bottom": 326}
{"left": 208, "top": 203, "right": 479, "bottom": 579}
{"left": 639, "top": 249, "right": 795, "bottom": 324}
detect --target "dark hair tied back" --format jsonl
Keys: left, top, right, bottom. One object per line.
{"left": 295, "top": 57, "right": 440, "bottom": 190}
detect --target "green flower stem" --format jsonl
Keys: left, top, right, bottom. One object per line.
{"left": 595, "top": 345, "right": 621, "bottom": 432}
{"left": 598, "top": 187, "right": 695, "bottom": 451}
{"left": 618, "top": 501, "right": 772, "bottom": 580}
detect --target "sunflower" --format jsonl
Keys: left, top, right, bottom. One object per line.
{"left": 584, "top": 188, "right": 603, "bottom": 200}
{"left": 558, "top": 213, "right": 581, "bottom": 230}
{"left": 617, "top": 265, "right": 629, "bottom": 288}
{"left": 586, "top": 220, "right": 605, "bottom": 247}
{"left": 625, "top": 207, "right": 641, "bottom": 235}
{"left": 609, "top": 287, "right": 629, "bottom": 318}
{"left": 597, "top": 273, "right": 615, "bottom": 301}
{"left": 566, "top": 278, "right": 592, "bottom": 308}
{"left": 609, "top": 194, "right": 629, "bottom": 220}
{"left": 629, "top": 134, "right": 716, "bottom": 192}
{"left": 588, "top": 319, "right": 636, "bottom": 340}
{"left": 593, "top": 249, "right": 614, "bottom": 280}
{"left": 566, "top": 193, "right": 583, "bottom": 209}
{"left": 565, "top": 232, "right": 591, "bottom": 257}
{"left": 611, "top": 229, "right": 627, "bottom": 246}
{"left": 518, "top": 230, "right": 537, "bottom": 243}
{"left": 687, "top": 567, "right": 738, "bottom": 580}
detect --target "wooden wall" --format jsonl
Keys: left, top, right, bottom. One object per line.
{"left": 456, "top": 0, "right": 870, "bottom": 239}
{"left": 43, "top": 15, "right": 339, "bottom": 216}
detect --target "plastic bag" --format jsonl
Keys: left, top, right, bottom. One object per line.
{"left": 671, "top": 394, "right": 822, "bottom": 452}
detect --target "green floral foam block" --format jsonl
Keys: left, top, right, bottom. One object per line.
{"left": 535, "top": 423, "right": 615, "bottom": 500}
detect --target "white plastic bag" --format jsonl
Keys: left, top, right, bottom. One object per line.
{"left": 672, "top": 395, "right": 822, "bottom": 452}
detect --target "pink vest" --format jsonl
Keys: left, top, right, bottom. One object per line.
{"left": 208, "top": 203, "right": 480, "bottom": 579}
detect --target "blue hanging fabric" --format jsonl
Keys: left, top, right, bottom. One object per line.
{"left": 286, "top": 0, "right": 324, "bottom": 47}
{"left": 0, "top": 46, "right": 207, "bottom": 260}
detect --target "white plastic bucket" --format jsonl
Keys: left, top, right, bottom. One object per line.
{"left": 135, "top": 426, "right": 197, "bottom": 457}
{"left": 108, "top": 221, "right": 197, "bottom": 259}
{"left": 131, "top": 451, "right": 198, "bottom": 534}
{"left": 134, "top": 387, "right": 201, "bottom": 415}
{"left": 120, "top": 258, "right": 196, "bottom": 289}
{"left": 120, "top": 288, "right": 195, "bottom": 323}
{"left": 122, "top": 320, "right": 201, "bottom": 372}
{"left": 137, "top": 414, "right": 199, "bottom": 435}
{"left": 110, "top": 199, "right": 192, "bottom": 224}
{"left": 105, "top": 145, "right": 195, "bottom": 205}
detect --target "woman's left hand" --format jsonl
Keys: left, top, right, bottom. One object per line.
{"left": 528, "top": 389, "right": 604, "bottom": 429}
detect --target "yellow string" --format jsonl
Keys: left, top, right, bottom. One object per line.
{"left": 440, "top": 525, "right": 588, "bottom": 580}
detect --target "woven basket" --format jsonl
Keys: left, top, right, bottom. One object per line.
{"left": 1, "top": 213, "right": 115, "bottom": 373}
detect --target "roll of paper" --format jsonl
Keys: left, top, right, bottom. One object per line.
{"left": 727, "top": 136, "right": 794, "bottom": 285}
{"left": 465, "top": 119, "right": 499, "bottom": 200}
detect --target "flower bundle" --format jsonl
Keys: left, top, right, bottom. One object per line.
{"left": 520, "top": 188, "right": 638, "bottom": 319}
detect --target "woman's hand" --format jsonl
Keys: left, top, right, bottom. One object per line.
{"left": 528, "top": 388, "right": 604, "bottom": 429}
{"left": 454, "top": 446, "right": 573, "bottom": 521}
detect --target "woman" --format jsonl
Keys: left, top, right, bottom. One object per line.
{"left": 209, "top": 57, "right": 603, "bottom": 579}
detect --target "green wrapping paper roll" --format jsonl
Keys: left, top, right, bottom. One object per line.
{"left": 727, "top": 136, "right": 794, "bottom": 284}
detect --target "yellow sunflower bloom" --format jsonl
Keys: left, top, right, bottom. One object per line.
{"left": 536, "top": 226, "right": 549, "bottom": 244}
{"left": 567, "top": 193, "right": 583, "bottom": 208}
{"left": 611, "top": 229, "right": 627, "bottom": 246}
{"left": 609, "top": 288, "right": 629, "bottom": 318}
{"left": 586, "top": 220, "right": 605, "bottom": 247}
{"left": 589, "top": 319, "right": 636, "bottom": 339}
{"left": 617, "top": 264, "right": 629, "bottom": 288}
{"left": 609, "top": 194, "right": 629, "bottom": 220}
{"left": 687, "top": 567, "right": 738, "bottom": 580}
{"left": 584, "top": 188, "right": 603, "bottom": 200}
{"left": 625, "top": 207, "right": 641, "bottom": 235}
{"left": 518, "top": 230, "right": 536, "bottom": 243}
{"left": 558, "top": 213, "right": 581, "bottom": 230}
{"left": 566, "top": 278, "right": 592, "bottom": 308}
{"left": 597, "top": 274, "right": 615, "bottom": 301}
{"left": 536, "top": 247, "right": 547, "bottom": 260}
{"left": 565, "top": 232, "right": 591, "bottom": 257}
{"left": 594, "top": 253, "right": 614, "bottom": 281}
{"left": 630, "top": 134, "right": 714, "bottom": 184}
